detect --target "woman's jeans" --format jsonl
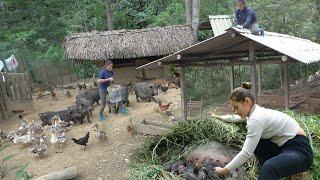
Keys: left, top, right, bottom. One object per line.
{"left": 254, "top": 135, "right": 313, "bottom": 180}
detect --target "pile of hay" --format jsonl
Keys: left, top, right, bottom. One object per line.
{"left": 131, "top": 112, "right": 320, "bottom": 180}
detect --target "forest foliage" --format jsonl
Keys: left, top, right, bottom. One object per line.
{"left": 0, "top": 0, "right": 319, "bottom": 82}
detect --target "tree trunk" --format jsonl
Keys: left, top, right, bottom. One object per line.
{"left": 105, "top": 0, "right": 114, "bottom": 30}
{"left": 185, "top": 0, "right": 192, "bottom": 24}
{"left": 191, "top": 0, "right": 200, "bottom": 42}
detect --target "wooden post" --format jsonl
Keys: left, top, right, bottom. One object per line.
{"left": 34, "top": 166, "right": 77, "bottom": 180}
{"left": 249, "top": 42, "right": 258, "bottom": 102}
{"left": 180, "top": 66, "right": 187, "bottom": 121}
{"left": 279, "top": 64, "right": 283, "bottom": 87}
{"left": 304, "top": 64, "right": 308, "bottom": 100}
{"left": 230, "top": 66, "right": 235, "bottom": 92}
{"left": 283, "top": 60, "right": 290, "bottom": 109}
{"left": 204, "top": 61, "right": 208, "bottom": 97}
{"left": 257, "top": 64, "right": 262, "bottom": 95}
{"left": 66, "top": 58, "right": 73, "bottom": 82}
{"left": 139, "top": 69, "right": 146, "bottom": 78}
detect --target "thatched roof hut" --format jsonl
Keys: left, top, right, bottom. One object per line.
{"left": 63, "top": 25, "right": 195, "bottom": 61}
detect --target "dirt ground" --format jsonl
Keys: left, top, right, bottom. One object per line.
{"left": 0, "top": 87, "right": 181, "bottom": 180}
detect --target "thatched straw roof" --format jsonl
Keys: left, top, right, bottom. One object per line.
{"left": 63, "top": 25, "right": 195, "bottom": 61}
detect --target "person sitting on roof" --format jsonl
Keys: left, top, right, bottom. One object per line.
{"left": 234, "top": 0, "right": 264, "bottom": 36}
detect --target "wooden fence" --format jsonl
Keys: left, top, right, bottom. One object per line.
{"left": 0, "top": 72, "right": 33, "bottom": 121}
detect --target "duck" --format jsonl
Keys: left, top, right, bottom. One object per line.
{"left": 29, "top": 143, "right": 47, "bottom": 158}
{"left": 92, "top": 124, "right": 107, "bottom": 143}
{"left": 50, "top": 132, "right": 66, "bottom": 144}
{"left": 11, "top": 131, "right": 34, "bottom": 145}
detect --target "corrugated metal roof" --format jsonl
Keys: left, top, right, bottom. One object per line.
{"left": 209, "top": 15, "right": 233, "bottom": 36}
{"left": 137, "top": 27, "right": 320, "bottom": 69}
{"left": 235, "top": 28, "right": 320, "bottom": 64}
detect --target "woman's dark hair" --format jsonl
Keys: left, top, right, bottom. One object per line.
{"left": 229, "top": 82, "right": 254, "bottom": 103}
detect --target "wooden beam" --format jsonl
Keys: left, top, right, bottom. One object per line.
{"left": 283, "top": 60, "right": 290, "bottom": 109}
{"left": 230, "top": 66, "right": 235, "bottom": 92}
{"left": 257, "top": 64, "right": 262, "bottom": 95}
{"left": 180, "top": 66, "right": 187, "bottom": 121}
{"left": 168, "top": 52, "right": 284, "bottom": 66}
{"left": 163, "top": 57, "right": 290, "bottom": 67}
{"left": 249, "top": 41, "right": 258, "bottom": 102}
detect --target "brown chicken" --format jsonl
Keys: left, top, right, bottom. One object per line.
{"left": 51, "top": 90, "right": 57, "bottom": 101}
{"left": 127, "top": 118, "right": 134, "bottom": 137}
{"left": 158, "top": 101, "right": 172, "bottom": 112}
{"left": 169, "top": 82, "right": 179, "bottom": 89}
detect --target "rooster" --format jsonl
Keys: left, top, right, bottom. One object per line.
{"left": 158, "top": 101, "right": 172, "bottom": 112}
{"left": 71, "top": 132, "right": 90, "bottom": 150}
{"left": 127, "top": 118, "right": 134, "bottom": 137}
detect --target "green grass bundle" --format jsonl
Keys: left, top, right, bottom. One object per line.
{"left": 131, "top": 112, "right": 320, "bottom": 179}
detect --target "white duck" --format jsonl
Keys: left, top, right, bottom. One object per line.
{"left": 12, "top": 131, "right": 34, "bottom": 145}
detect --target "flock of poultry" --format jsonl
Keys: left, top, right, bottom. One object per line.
{"left": 1, "top": 77, "right": 177, "bottom": 161}
{"left": 2, "top": 113, "right": 108, "bottom": 159}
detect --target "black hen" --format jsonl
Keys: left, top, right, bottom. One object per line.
{"left": 71, "top": 132, "right": 89, "bottom": 150}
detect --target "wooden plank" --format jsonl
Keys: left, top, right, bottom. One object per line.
{"left": 180, "top": 66, "right": 187, "bottom": 120}
{"left": 249, "top": 42, "right": 258, "bottom": 103}
{"left": 26, "top": 74, "right": 33, "bottom": 101}
{"left": 3, "top": 73, "right": 11, "bottom": 99}
{"left": 230, "top": 66, "right": 235, "bottom": 92}
{"left": 135, "top": 119, "right": 171, "bottom": 136}
{"left": 283, "top": 61, "right": 290, "bottom": 109}
{"left": 163, "top": 57, "right": 291, "bottom": 67}
{"left": 20, "top": 74, "right": 27, "bottom": 100}
{"left": 0, "top": 95, "right": 8, "bottom": 121}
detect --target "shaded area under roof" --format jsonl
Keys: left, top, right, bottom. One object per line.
{"left": 137, "top": 27, "right": 320, "bottom": 69}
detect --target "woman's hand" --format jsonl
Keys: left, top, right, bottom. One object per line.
{"left": 106, "top": 77, "right": 113, "bottom": 82}
{"left": 214, "top": 167, "right": 229, "bottom": 176}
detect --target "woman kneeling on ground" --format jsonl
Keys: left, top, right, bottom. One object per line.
{"left": 213, "top": 82, "right": 313, "bottom": 180}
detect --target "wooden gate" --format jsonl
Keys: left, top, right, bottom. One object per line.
{"left": 0, "top": 73, "right": 33, "bottom": 121}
